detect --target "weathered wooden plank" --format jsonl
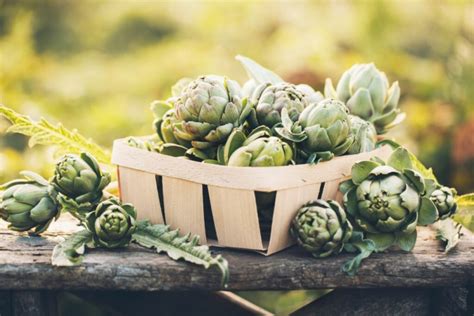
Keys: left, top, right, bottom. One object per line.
{"left": 0, "top": 216, "right": 472, "bottom": 291}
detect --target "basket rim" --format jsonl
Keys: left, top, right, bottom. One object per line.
{"left": 112, "top": 137, "right": 392, "bottom": 192}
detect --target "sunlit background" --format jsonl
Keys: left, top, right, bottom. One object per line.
{"left": 0, "top": 0, "right": 473, "bottom": 314}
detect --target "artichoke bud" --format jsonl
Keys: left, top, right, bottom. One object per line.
{"left": 52, "top": 152, "right": 111, "bottom": 206}
{"left": 0, "top": 172, "right": 59, "bottom": 234}
{"left": 347, "top": 115, "right": 377, "bottom": 154}
{"left": 325, "top": 63, "right": 404, "bottom": 134}
{"left": 290, "top": 199, "right": 353, "bottom": 258}
{"left": 227, "top": 136, "right": 293, "bottom": 167}
{"left": 86, "top": 198, "right": 137, "bottom": 248}
{"left": 429, "top": 186, "right": 457, "bottom": 219}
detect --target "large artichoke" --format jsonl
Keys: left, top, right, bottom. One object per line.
{"left": 172, "top": 75, "right": 248, "bottom": 155}
{"left": 85, "top": 198, "right": 137, "bottom": 248}
{"left": 325, "top": 63, "right": 404, "bottom": 134}
{"left": 429, "top": 186, "right": 457, "bottom": 220}
{"left": 347, "top": 115, "right": 377, "bottom": 155}
{"left": 248, "top": 82, "right": 322, "bottom": 128}
{"left": 340, "top": 147, "right": 438, "bottom": 251}
{"left": 52, "top": 152, "right": 111, "bottom": 211}
{"left": 276, "top": 99, "right": 354, "bottom": 163}
{"left": 290, "top": 199, "right": 353, "bottom": 258}
{"left": 0, "top": 172, "right": 59, "bottom": 234}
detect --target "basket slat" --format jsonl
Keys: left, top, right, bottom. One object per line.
{"left": 208, "top": 186, "right": 264, "bottom": 250}
{"left": 267, "top": 184, "right": 321, "bottom": 255}
{"left": 118, "top": 167, "right": 164, "bottom": 224}
{"left": 321, "top": 178, "right": 346, "bottom": 203}
{"left": 162, "top": 177, "right": 206, "bottom": 243}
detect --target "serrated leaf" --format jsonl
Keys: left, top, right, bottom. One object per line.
{"left": 434, "top": 218, "right": 462, "bottom": 253}
{"left": 351, "top": 161, "right": 380, "bottom": 185}
{"left": 0, "top": 105, "right": 110, "bottom": 164}
{"left": 387, "top": 147, "right": 413, "bottom": 171}
{"left": 342, "top": 231, "right": 376, "bottom": 276}
{"left": 52, "top": 230, "right": 93, "bottom": 266}
{"left": 132, "top": 221, "right": 229, "bottom": 287}
{"left": 453, "top": 194, "right": 474, "bottom": 232}
{"left": 235, "top": 55, "right": 283, "bottom": 84}
{"left": 407, "top": 151, "right": 438, "bottom": 182}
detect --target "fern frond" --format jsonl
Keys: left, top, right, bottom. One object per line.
{"left": 0, "top": 105, "right": 111, "bottom": 164}
{"left": 132, "top": 220, "right": 229, "bottom": 287}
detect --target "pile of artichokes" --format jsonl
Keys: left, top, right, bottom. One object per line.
{"left": 141, "top": 56, "right": 404, "bottom": 165}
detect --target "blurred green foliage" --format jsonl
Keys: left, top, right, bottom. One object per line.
{"left": 0, "top": 0, "right": 472, "bottom": 313}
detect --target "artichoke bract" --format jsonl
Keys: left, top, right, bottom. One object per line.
{"left": 85, "top": 198, "right": 137, "bottom": 248}
{"left": 173, "top": 75, "right": 247, "bottom": 153}
{"left": 0, "top": 172, "right": 59, "bottom": 234}
{"left": 276, "top": 99, "right": 354, "bottom": 163}
{"left": 52, "top": 152, "right": 111, "bottom": 210}
{"left": 228, "top": 136, "right": 293, "bottom": 167}
{"left": 325, "top": 63, "right": 404, "bottom": 134}
{"left": 340, "top": 147, "right": 438, "bottom": 251}
{"left": 290, "top": 199, "right": 353, "bottom": 258}
{"left": 248, "top": 82, "right": 322, "bottom": 128}
{"left": 347, "top": 115, "right": 377, "bottom": 155}
{"left": 429, "top": 186, "right": 457, "bottom": 219}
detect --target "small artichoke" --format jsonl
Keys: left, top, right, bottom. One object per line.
{"left": 276, "top": 99, "right": 354, "bottom": 163}
{"left": 340, "top": 147, "right": 438, "bottom": 251}
{"left": 290, "top": 199, "right": 353, "bottom": 258}
{"left": 0, "top": 172, "right": 59, "bottom": 234}
{"left": 85, "top": 198, "right": 137, "bottom": 248}
{"left": 248, "top": 82, "right": 322, "bottom": 128}
{"left": 228, "top": 136, "right": 293, "bottom": 167}
{"left": 429, "top": 186, "right": 457, "bottom": 220}
{"left": 325, "top": 63, "right": 403, "bottom": 134}
{"left": 347, "top": 115, "right": 377, "bottom": 155}
{"left": 172, "top": 75, "right": 247, "bottom": 153}
{"left": 52, "top": 152, "right": 111, "bottom": 210}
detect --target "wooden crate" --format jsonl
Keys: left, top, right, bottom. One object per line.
{"left": 112, "top": 138, "right": 392, "bottom": 255}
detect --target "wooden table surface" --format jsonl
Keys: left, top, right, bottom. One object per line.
{"left": 1, "top": 214, "right": 473, "bottom": 292}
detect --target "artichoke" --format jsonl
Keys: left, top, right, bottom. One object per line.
{"left": 347, "top": 115, "right": 377, "bottom": 155}
{"left": 248, "top": 82, "right": 322, "bottom": 128}
{"left": 0, "top": 172, "right": 59, "bottom": 234}
{"left": 290, "top": 199, "right": 353, "bottom": 258}
{"left": 276, "top": 99, "right": 354, "bottom": 163}
{"left": 429, "top": 186, "right": 457, "bottom": 219}
{"left": 85, "top": 198, "right": 137, "bottom": 248}
{"left": 52, "top": 152, "right": 111, "bottom": 211}
{"left": 340, "top": 147, "right": 438, "bottom": 251}
{"left": 325, "top": 63, "right": 404, "bottom": 134}
{"left": 172, "top": 75, "right": 248, "bottom": 155}
{"left": 227, "top": 136, "right": 293, "bottom": 167}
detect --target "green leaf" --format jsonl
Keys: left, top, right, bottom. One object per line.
{"left": 365, "top": 233, "right": 396, "bottom": 251}
{"left": 0, "top": 105, "right": 110, "bottom": 164}
{"left": 434, "top": 218, "right": 462, "bottom": 253}
{"left": 150, "top": 100, "right": 173, "bottom": 120}
{"left": 342, "top": 231, "right": 376, "bottom": 276}
{"left": 132, "top": 221, "right": 229, "bottom": 287}
{"left": 387, "top": 147, "right": 412, "bottom": 171}
{"left": 403, "top": 169, "right": 425, "bottom": 193}
{"left": 418, "top": 197, "right": 438, "bottom": 226}
{"left": 235, "top": 55, "right": 283, "bottom": 84}
{"left": 456, "top": 193, "right": 474, "bottom": 206}
{"left": 407, "top": 152, "right": 438, "bottom": 182}
{"left": 351, "top": 161, "right": 380, "bottom": 185}
{"left": 52, "top": 230, "right": 93, "bottom": 266}
{"left": 396, "top": 231, "right": 417, "bottom": 251}
{"left": 453, "top": 194, "right": 474, "bottom": 232}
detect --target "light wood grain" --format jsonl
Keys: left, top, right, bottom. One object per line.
{"left": 118, "top": 167, "right": 164, "bottom": 224}
{"left": 267, "top": 184, "right": 321, "bottom": 255}
{"left": 162, "top": 177, "right": 206, "bottom": 243}
{"left": 112, "top": 139, "right": 392, "bottom": 191}
{"left": 321, "top": 178, "right": 346, "bottom": 204}
{"left": 207, "top": 186, "right": 264, "bottom": 250}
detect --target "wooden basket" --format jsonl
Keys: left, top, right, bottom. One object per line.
{"left": 112, "top": 138, "right": 392, "bottom": 255}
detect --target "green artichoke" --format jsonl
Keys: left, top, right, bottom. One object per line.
{"left": 227, "top": 136, "right": 293, "bottom": 167}
{"left": 325, "top": 63, "right": 404, "bottom": 134}
{"left": 276, "top": 99, "right": 354, "bottom": 163}
{"left": 0, "top": 172, "right": 59, "bottom": 234}
{"left": 290, "top": 199, "right": 353, "bottom": 258}
{"left": 429, "top": 186, "right": 457, "bottom": 219}
{"left": 172, "top": 75, "right": 248, "bottom": 154}
{"left": 85, "top": 198, "right": 137, "bottom": 248}
{"left": 52, "top": 152, "right": 111, "bottom": 211}
{"left": 340, "top": 147, "right": 438, "bottom": 251}
{"left": 347, "top": 115, "right": 377, "bottom": 155}
{"left": 248, "top": 82, "right": 322, "bottom": 128}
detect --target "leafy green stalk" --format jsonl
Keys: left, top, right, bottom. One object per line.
{"left": 52, "top": 230, "right": 93, "bottom": 266}
{"left": 342, "top": 231, "right": 377, "bottom": 276}
{"left": 0, "top": 105, "right": 111, "bottom": 164}
{"left": 132, "top": 220, "right": 229, "bottom": 287}
{"left": 434, "top": 218, "right": 463, "bottom": 253}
